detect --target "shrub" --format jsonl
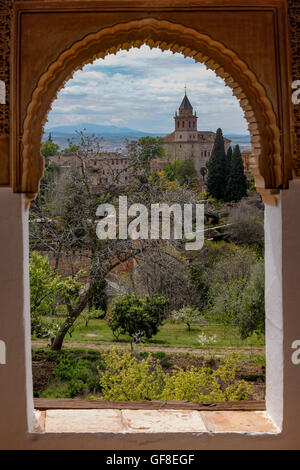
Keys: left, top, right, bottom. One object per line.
{"left": 107, "top": 294, "right": 169, "bottom": 348}
{"left": 97, "top": 348, "right": 252, "bottom": 402}
{"left": 98, "top": 348, "right": 165, "bottom": 401}
{"left": 40, "top": 352, "right": 103, "bottom": 398}
{"left": 162, "top": 354, "right": 251, "bottom": 402}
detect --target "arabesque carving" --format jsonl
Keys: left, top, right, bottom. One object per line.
{"left": 19, "top": 19, "right": 282, "bottom": 205}
{"left": 0, "top": 0, "right": 12, "bottom": 135}
{"left": 288, "top": 0, "right": 300, "bottom": 178}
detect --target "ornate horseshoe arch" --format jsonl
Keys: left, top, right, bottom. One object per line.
{"left": 20, "top": 18, "right": 282, "bottom": 205}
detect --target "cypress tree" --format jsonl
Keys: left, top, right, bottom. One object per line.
{"left": 207, "top": 128, "right": 227, "bottom": 200}
{"left": 225, "top": 144, "right": 248, "bottom": 202}
{"left": 225, "top": 145, "right": 232, "bottom": 182}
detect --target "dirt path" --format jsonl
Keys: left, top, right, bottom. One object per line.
{"left": 32, "top": 340, "right": 264, "bottom": 357}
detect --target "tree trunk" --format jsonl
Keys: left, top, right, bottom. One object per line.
{"left": 51, "top": 291, "right": 92, "bottom": 351}
{"left": 51, "top": 321, "right": 73, "bottom": 351}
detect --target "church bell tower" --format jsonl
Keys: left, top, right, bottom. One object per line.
{"left": 174, "top": 88, "right": 198, "bottom": 142}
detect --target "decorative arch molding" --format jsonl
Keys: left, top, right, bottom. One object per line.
{"left": 20, "top": 18, "right": 282, "bottom": 205}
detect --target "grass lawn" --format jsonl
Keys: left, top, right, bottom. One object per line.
{"left": 35, "top": 316, "right": 265, "bottom": 350}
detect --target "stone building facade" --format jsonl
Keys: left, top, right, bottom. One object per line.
{"left": 48, "top": 152, "right": 132, "bottom": 186}
{"left": 163, "top": 92, "right": 231, "bottom": 174}
{"left": 88, "top": 153, "right": 132, "bottom": 186}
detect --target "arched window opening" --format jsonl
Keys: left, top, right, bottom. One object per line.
{"left": 27, "top": 42, "right": 267, "bottom": 433}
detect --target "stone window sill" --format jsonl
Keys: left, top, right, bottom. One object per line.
{"left": 33, "top": 409, "right": 279, "bottom": 434}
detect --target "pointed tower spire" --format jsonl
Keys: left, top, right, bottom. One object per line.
{"left": 179, "top": 87, "right": 193, "bottom": 110}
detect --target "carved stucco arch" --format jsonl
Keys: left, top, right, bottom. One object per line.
{"left": 21, "top": 18, "right": 282, "bottom": 205}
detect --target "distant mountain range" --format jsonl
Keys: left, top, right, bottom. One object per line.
{"left": 43, "top": 124, "right": 251, "bottom": 150}
{"left": 44, "top": 123, "right": 165, "bottom": 138}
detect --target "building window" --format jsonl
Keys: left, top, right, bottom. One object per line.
{"left": 182, "top": 121, "right": 184, "bottom": 128}
{"left": 180, "top": 135, "right": 182, "bottom": 139}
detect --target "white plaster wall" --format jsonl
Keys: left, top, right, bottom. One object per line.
{"left": 265, "top": 199, "right": 283, "bottom": 429}
{"left": 281, "top": 180, "right": 300, "bottom": 438}
{"left": 0, "top": 190, "right": 34, "bottom": 443}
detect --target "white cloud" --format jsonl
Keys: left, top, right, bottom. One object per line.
{"left": 46, "top": 45, "right": 249, "bottom": 134}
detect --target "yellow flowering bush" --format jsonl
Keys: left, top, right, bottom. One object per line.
{"left": 97, "top": 349, "right": 252, "bottom": 402}
{"left": 97, "top": 348, "right": 165, "bottom": 401}
{"left": 161, "top": 354, "right": 252, "bottom": 402}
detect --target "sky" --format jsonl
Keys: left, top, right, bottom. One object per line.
{"left": 46, "top": 45, "right": 249, "bottom": 135}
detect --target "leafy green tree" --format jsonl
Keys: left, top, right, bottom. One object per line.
{"left": 40, "top": 138, "right": 60, "bottom": 198}
{"left": 61, "top": 144, "right": 80, "bottom": 154}
{"left": 30, "top": 252, "right": 82, "bottom": 338}
{"left": 206, "top": 128, "right": 227, "bottom": 199}
{"left": 163, "top": 159, "right": 180, "bottom": 181}
{"left": 127, "top": 136, "right": 164, "bottom": 172}
{"left": 237, "top": 261, "right": 265, "bottom": 339}
{"left": 176, "top": 158, "right": 198, "bottom": 186}
{"left": 107, "top": 294, "right": 169, "bottom": 348}
{"left": 205, "top": 277, "right": 247, "bottom": 326}
{"left": 163, "top": 158, "right": 198, "bottom": 186}
{"left": 225, "top": 144, "right": 248, "bottom": 202}
{"left": 30, "top": 251, "right": 63, "bottom": 321}
{"left": 41, "top": 140, "right": 60, "bottom": 158}
{"left": 171, "top": 305, "right": 203, "bottom": 332}
{"left": 138, "top": 136, "right": 164, "bottom": 162}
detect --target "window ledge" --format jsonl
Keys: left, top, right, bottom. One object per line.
{"left": 33, "top": 409, "right": 279, "bottom": 434}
